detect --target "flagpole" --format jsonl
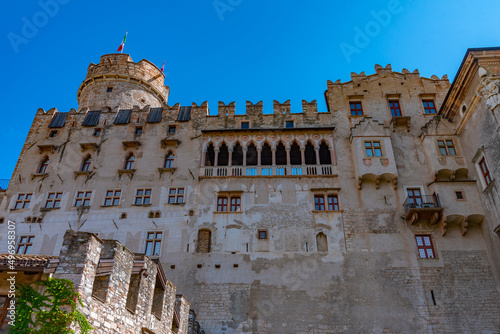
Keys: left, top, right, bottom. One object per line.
{"left": 121, "top": 31, "right": 128, "bottom": 54}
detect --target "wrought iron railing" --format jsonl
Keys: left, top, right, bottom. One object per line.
{"left": 403, "top": 194, "right": 441, "bottom": 214}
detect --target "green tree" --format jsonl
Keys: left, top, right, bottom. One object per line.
{"left": 11, "top": 277, "right": 93, "bottom": 334}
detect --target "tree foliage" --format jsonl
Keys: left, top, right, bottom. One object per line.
{"left": 11, "top": 277, "right": 93, "bottom": 334}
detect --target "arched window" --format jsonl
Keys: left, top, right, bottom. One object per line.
{"left": 261, "top": 143, "right": 272, "bottom": 166}
{"left": 316, "top": 232, "right": 328, "bottom": 252}
{"left": 218, "top": 143, "right": 229, "bottom": 166}
{"left": 38, "top": 157, "right": 49, "bottom": 173}
{"left": 305, "top": 141, "right": 316, "bottom": 165}
{"left": 124, "top": 154, "right": 135, "bottom": 170}
{"left": 81, "top": 156, "right": 92, "bottom": 172}
{"left": 246, "top": 143, "right": 258, "bottom": 166}
{"left": 205, "top": 143, "right": 215, "bottom": 166}
{"left": 319, "top": 142, "right": 332, "bottom": 165}
{"left": 232, "top": 142, "right": 243, "bottom": 166}
{"left": 290, "top": 142, "right": 301, "bottom": 165}
{"left": 276, "top": 142, "right": 287, "bottom": 165}
{"left": 164, "top": 153, "right": 175, "bottom": 168}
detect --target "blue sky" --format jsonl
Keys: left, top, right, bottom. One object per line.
{"left": 1, "top": 0, "right": 499, "bottom": 179}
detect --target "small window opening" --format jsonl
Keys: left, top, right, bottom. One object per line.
{"left": 431, "top": 290, "right": 436, "bottom": 305}
{"left": 135, "top": 127, "right": 143, "bottom": 135}
{"left": 93, "top": 128, "right": 101, "bottom": 136}
{"left": 168, "top": 125, "right": 176, "bottom": 133}
{"left": 455, "top": 191, "right": 464, "bottom": 200}
{"left": 233, "top": 264, "right": 239, "bottom": 268}
{"left": 197, "top": 264, "right": 202, "bottom": 268}
{"left": 107, "top": 87, "right": 113, "bottom": 93}
{"left": 49, "top": 130, "right": 58, "bottom": 138}
{"left": 241, "top": 121, "right": 249, "bottom": 129}
{"left": 151, "top": 276, "right": 165, "bottom": 319}
{"left": 125, "top": 274, "right": 141, "bottom": 313}
{"left": 215, "top": 264, "right": 221, "bottom": 269}
{"left": 285, "top": 121, "right": 294, "bottom": 128}
{"left": 258, "top": 229, "right": 268, "bottom": 240}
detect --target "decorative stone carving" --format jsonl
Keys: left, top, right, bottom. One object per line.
{"left": 478, "top": 78, "right": 500, "bottom": 110}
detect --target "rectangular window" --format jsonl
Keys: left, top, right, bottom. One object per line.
{"left": 145, "top": 232, "right": 162, "bottom": 256}
{"left": 389, "top": 100, "right": 402, "bottom": 117}
{"left": 230, "top": 197, "right": 241, "bottom": 212}
{"left": 349, "top": 102, "right": 363, "bottom": 116}
{"left": 455, "top": 191, "right": 464, "bottom": 200}
{"left": 14, "top": 193, "right": 32, "bottom": 209}
{"left": 17, "top": 235, "right": 35, "bottom": 254}
{"left": 241, "top": 121, "right": 249, "bottom": 129}
{"left": 168, "top": 125, "right": 176, "bottom": 133}
{"left": 407, "top": 188, "right": 423, "bottom": 206}
{"left": 74, "top": 191, "right": 92, "bottom": 207}
{"left": 314, "top": 194, "right": 339, "bottom": 211}
{"left": 258, "top": 230, "right": 268, "bottom": 240}
{"left": 103, "top": 190, "right": 121, "bottom": 206}
{"left": 93, "top": 128, "right": 101, "bottom": 136}
{"left": 314, "top": 195, "right": 325, "bottom": 211}
{"left": 437, "top": 140, "right": 456, "bottom": 156}
{"left": 415, "top": 235, "right": 435, "bottom": 259}
{"left": 135, "top": 188, "right": 152, "bottom": 205}
{"left": 365, "top": 141, "right": 382, "bottom": 157}
{"left": 479, "top": 157, "right": 493, "bottom": 186}
{"left": 135, "top": 127, "right": 143, "bottom": 135}
{"left": 168, "top": 187, "right": 184, "bottom": 204}
{"left": 217, "top": 197, "right": 228, "bottom": 212}
{"left": 327, "top": 195, "right": 339, "bottom": 211}
{"left": 422, "top": 100, "right": 437, "bottom": 114}
{"left": 45, "top": 192, "right": 62, "bottom": 209}
{"left": 49, "top": 130, "right": 58, "bottom": 138}
{"left": 285, "top": 121, "right": 294, "bottom": 128}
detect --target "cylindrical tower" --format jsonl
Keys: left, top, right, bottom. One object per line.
{"left": 77, "top": 53, "right": 169, "bottom": 110}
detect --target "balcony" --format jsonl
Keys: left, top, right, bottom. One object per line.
{"left": 200, "top": 165, "right": 337, "bottom": 178}
{"left": 403, "top": 195, "right": 443, "bottom": 225}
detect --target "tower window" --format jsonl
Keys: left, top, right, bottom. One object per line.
{"left": 93, "top": 128, "right": 101, "bottom": 136}
{"left": 285, "top": 121, "right": 294, "bottom": 128}
{"left": 168, "top": 125, "right": 176, "bottom": 133}
{"left": 422, "top": 100, "right": 437, "bottom": 114}
{"left": 49, "top": 130, "right": 58, "bottom": 138}
{"left": 135, "top": 127, "right": 143, "bottom": 135}
{"left": 107, "top": 87, "right": 113, "bottom": 93}
{"left": 241, "top": 122, "right": 249, "bottom": 129}
{"left": 349, "top": 102, "right": 363, "bottom": 116}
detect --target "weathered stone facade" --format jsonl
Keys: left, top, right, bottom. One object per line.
{"left": 0, "top": 231, "right": 201, "bottom": 333}
{"left": 1, "top": 49, "right": 500, "bottom": 333}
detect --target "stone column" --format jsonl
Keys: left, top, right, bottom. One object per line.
{"left": 214, "top": 148, "right": 219, "bottom": 167}
{"left": 285, "top": 147, "right": 291, "bottom": 165}
{"left": 228, "top": 149, "right": 233, "bottom": 167}
{"left": 315, "top": 147, "right": 320, "bottom": 165}
{"left": 201, "top": 149, "right": 206, "bottom": 167}
{"left": 300, "top": 147, "right": 306, "bottom": 165}
{"left": 257, "top": 148, "right": 262, "bottom": 166}
{"left": 243, "top": 147, "right": 247, "bottom": 166}
{"left": 271, "top": 147, "right": 276, "bottom": 166}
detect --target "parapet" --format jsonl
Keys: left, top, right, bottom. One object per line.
{"left": 77, "top": 54, "right": 170, "bottom": 110}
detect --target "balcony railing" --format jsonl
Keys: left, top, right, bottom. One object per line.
{"left": 200, "top": 165, "right": 336, "bottom": 177}
{"left": 403, "top": 194, "right": 443, "bottom": 224}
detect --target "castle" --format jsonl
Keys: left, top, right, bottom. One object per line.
{"left": 1, "top": 48, "right": 500, "bottom": 333}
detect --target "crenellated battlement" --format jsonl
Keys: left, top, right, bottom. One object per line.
{"left": 77, "top": 54, "right": 170, "bottom": 111}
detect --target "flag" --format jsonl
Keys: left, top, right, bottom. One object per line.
{"left": 117, "top": 32, "right": 128, "bottom": 53}
{"left": 160, "top": 60, "right": 165, "bottom": 73}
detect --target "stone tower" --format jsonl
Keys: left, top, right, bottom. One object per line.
{"left": 76, "top": 53, "right": 169, "bottom": 111}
